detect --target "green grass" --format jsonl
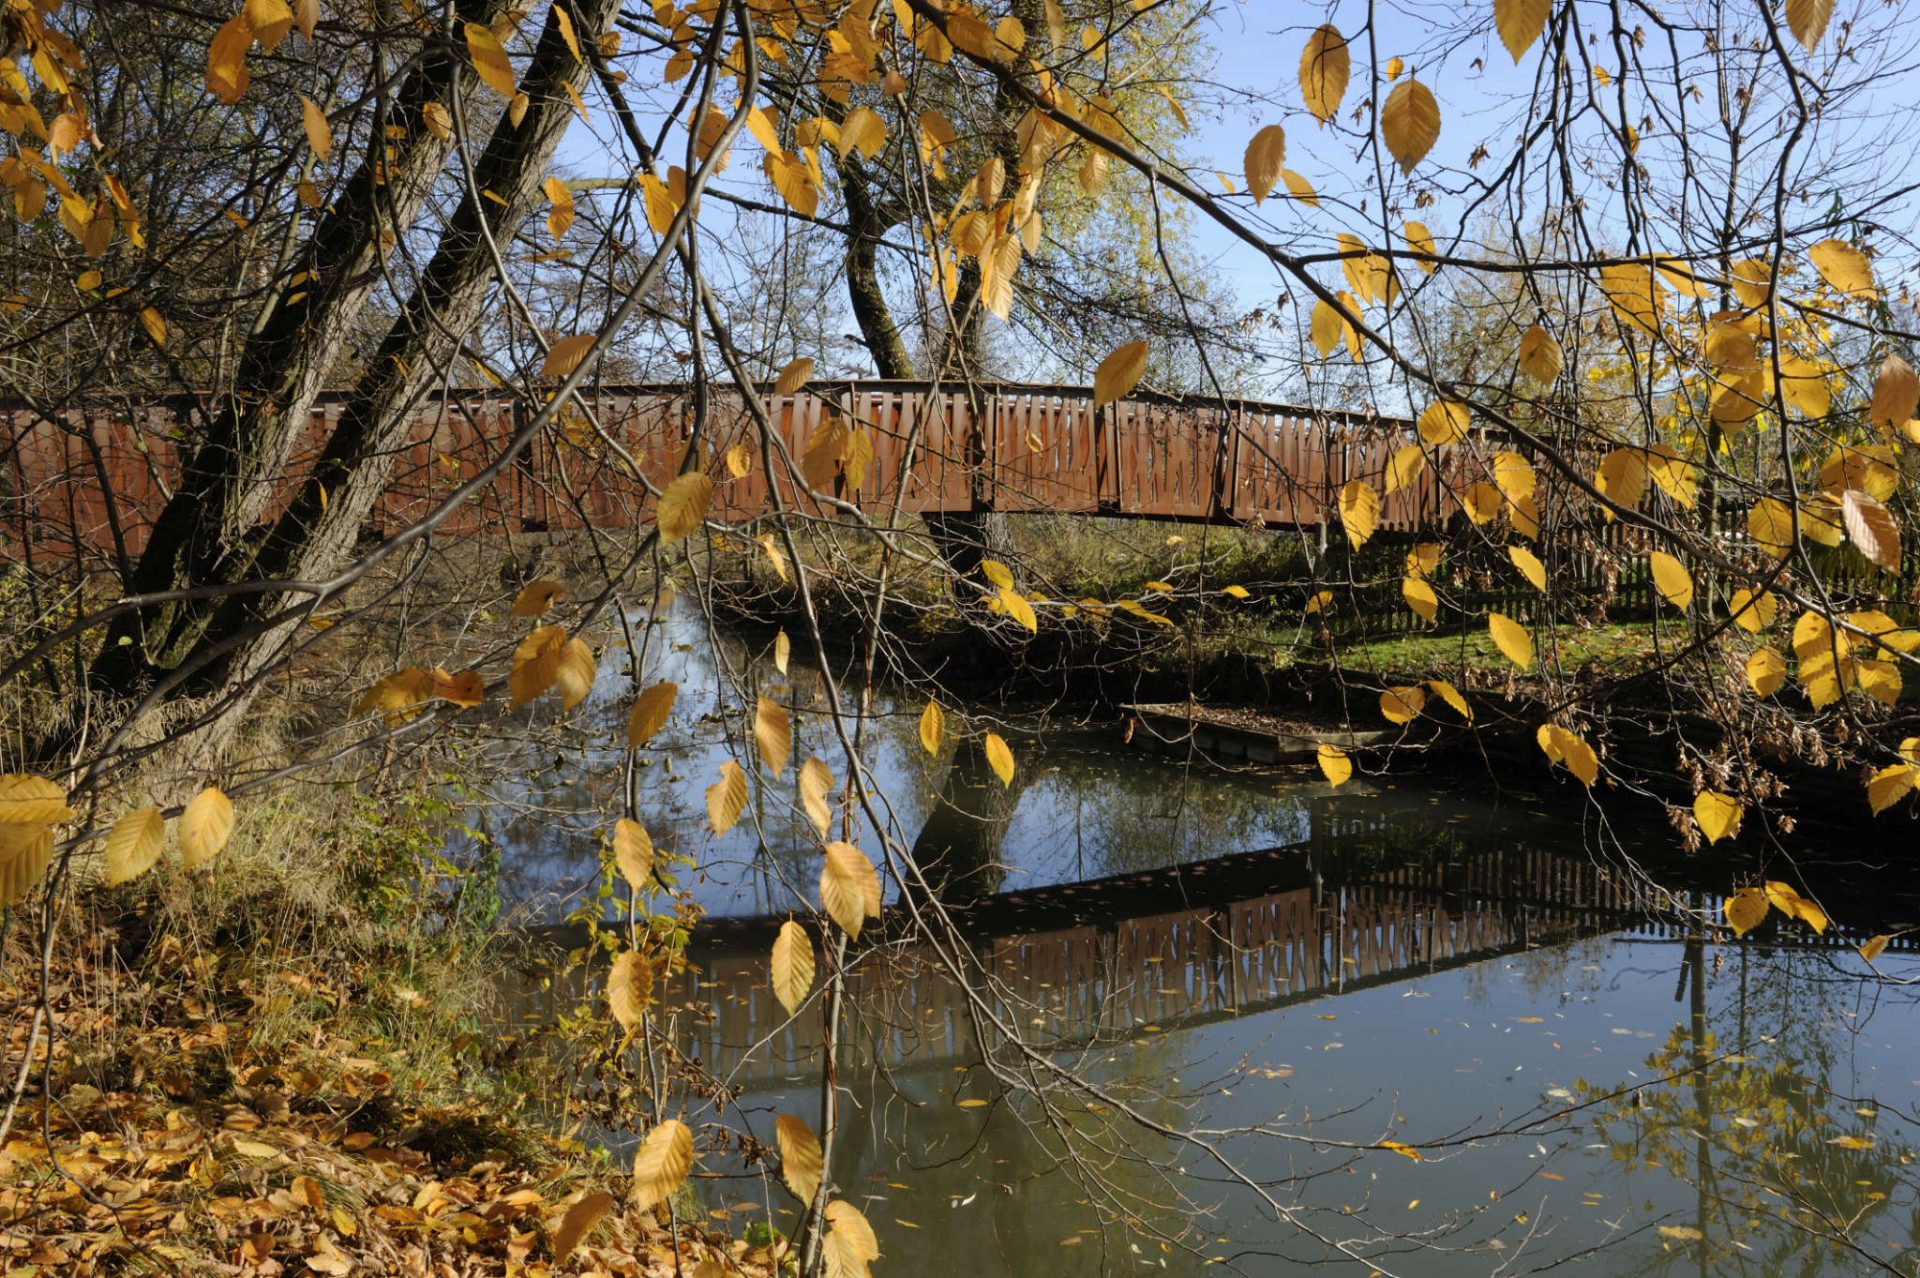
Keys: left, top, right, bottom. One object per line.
{"left": 1278, "top": 619, "right": 1663, "bottom": 679}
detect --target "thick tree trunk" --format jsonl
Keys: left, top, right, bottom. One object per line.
{"left": 908, "top": 734, "right": 1030, "bottom": 901}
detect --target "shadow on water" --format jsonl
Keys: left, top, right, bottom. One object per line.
{"left": 467, "top": 602, "right": 1920, "bottom": 1277}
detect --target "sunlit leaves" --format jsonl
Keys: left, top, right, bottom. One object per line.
{"left": 1728, "top": 589, "right": 1776, "bottom": 634}
{"left": 509, "top": 627, "right": 564, "bottom": 707}
{"left": 178, "top": 786, "right": 234, "bottom": 871}
{"left": 140, "top": 308, "right": 168, "bottom": 347}
{"left": 820, "top": 841, "right": 882, "bottom": 938}
{"left": 610, "top": 818, "right": 654, "bottom": 892}
{"left": 1092, "top": 340, "right": 1148, "bottom": 407}
{"left": 206, "top": 15, "right": 252, "bottom": 103}
{"left": 1517, "top": 326, "right": 1561, "bottom": 383}
{"left": 1383, "top": 443, "right": 1426, "bottom": 495}
{"left": 631, "top": 1120, "right": 694, "bottom": 1212}
{"left": 998, "top": 586, "right": 1038, "bottom": 633}
{"left": 771, "top": 922, "right": 815, "bottom": 1016}
{"left": 1380, "top": 79, "right": 1441, "bottom": 173}
{"left": 1299, "top": 25, "right": 1349, "bottom": 126}
{"left": 1488, "top": 613, "right": 1533, "bottom": 670}
{"left": 1724, "top": 887, "right": 1767, "bottom": 937}
{"left": 1494, "top": 0, "right": 1551, "bottom": 61}
{"left": 1648, "top": 552, "right": 1692, "bottom": 610}
{"left": 464, "top": 22, "right": 517, "bottom": 98}
{"left": 1597, "top": 261, "right": 1662, "bottom": 336}
{"left": 607, "top": 950, "right": 652, "bottom": 1031}
{"left": 540, "top": 333, "right": 597, "bottom": 379}
{"left": 511, "top": 579, "right": 564, "bottom": 617}
{"left": 837, "top": 106, "right": 887, "bottom": 162}
{"left": 1748, "top": 497, "right": 1795, "bottom": 559}
{"left": 1868, "top": 355, "right": 1918, "bottom": 430}
{"left": 918, "top": 699, "right": 944, "bottom": 756}
{"left": 984, "top": 732, "right": 1015, "bottom": 787}
{"left": 1792, "top": 610, "right": 1849, "bottom": 708}
{"left": 1842, "top": 489, "right": 1901, "bottom": 572}
{"left": 300, "top": 96, "right": 331, "bottom": 160}
{"left": 1402, "top": 576, "right": 1439, "bottom": 620}
{"left": 1595, "top": 447, "right": 1647, "bottom": 520}
{"left": 1645, "top": 446, "right": 1698, "bottom": 509}
{"left": 1244, "top": 126, "right": 1285, "bottom": 203}
{"left": 776, "top": 1114, "right": 824, "bottom": 1204}
{"left": 656, "top": 472, "right": 712, "bottom": 543}
{"left": 1537, "top": 724, "right": 1599, "bottom": 785}
{"left": 0, "top": 775, "right": 74, "bottom": 826}
{"left": 1428, "top": 679, "right": 1472, "bottom": 721}
{"left": 771, "top": 356, "right": 815, "bottom": 397}
{"left": 1378, "top": 1141, "right": 1424, "bottom": 1161}
{"left": 1509, "top": 545, "right": 1546, "bottom": 591}
{"left": 627, "top": 681, "right": 676, "bottom": 748}
{"left": 1317, "top": 744, "right": 1351, "bottom": 786}
{"left": 1417, "top": 400, "right": 1468, "bottom": 445}
{"left": 1808, "top": 238, "right": 1875, "bottom": 301}
{"left": 542, "top": 176, "right": 574, "bottom": 239}
{"left": 0, "top": 824, "right": 52, "bottom": 910}
{"left": 825, "top": 1200, "right": 881, "bottom": 1278}
{"left": 641, "top": 171, "right": 682, "bottom": 235}
{"left": 1786, "top": 0, "right": 1835, "bottom": 49}
{"left": 1765, "top": 880, "right": 1828, "bottom": 933}
{"left": 1338, "top": 479, "right": 1378, "bottom": 549}
{"left": 553, "top": 638, "right": 595, "bottom": 710}
{"left": 1310, "top": 299, "right": 1345, "bottom": 357}
{"left": 1693, "top": 791, "right": 1741, "bottom": 844}
{"left": 1404, "top": 221, "right": 1437, "bottom": 274}
{"left": 104, "top": 806, "right": 166, "bottom": 886}
{"left": 707, "top": 761, "right": 749, "bottom": 836}
{"left": 1746, "top": 647, "right": 1786, "bottom": 696}
{"left": 798, "top": 757, "right": 834, "bottom": 838}
{"left": 1379, "top": 685, "right": 1425, "bottom": 725}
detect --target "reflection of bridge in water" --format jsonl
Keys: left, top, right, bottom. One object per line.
{"left": 518, "top": 803, "right": 1709, "bottom": 1089}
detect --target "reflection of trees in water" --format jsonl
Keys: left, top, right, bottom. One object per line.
{"left": 1579, "top": 937, "right": 1920, "bottom": 1275}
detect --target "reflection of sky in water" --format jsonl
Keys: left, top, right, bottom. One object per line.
{"left": 454, "top": 600, "right": 1334, "bottom": 922}
{"left": 701, "top": 936, "right": 1920, "bottom": 1278}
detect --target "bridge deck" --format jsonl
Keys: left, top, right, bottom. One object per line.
{"left": 2, "top": 382, "right": 1463, "bottom": 561}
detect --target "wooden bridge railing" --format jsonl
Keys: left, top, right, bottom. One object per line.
{"left": 2, "top": 382, "right": 1460, "bottom": 564}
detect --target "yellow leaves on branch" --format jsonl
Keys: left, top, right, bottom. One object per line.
{"left": 1509, "top": 545, "right": 1547, "bottom": 591}
{"left": 509, "top": 626, "right": 593, "bottom": 710}
{"left": 1648, "top": 552, "right": 1692, "bottom": 610}
{"left": 1808, "top": 238, "right": 1875, "bottom": 301}
{"left": 612, "top": 817, "right": 653, "bottom": 891}
{"left": 825, "top": 1199, "right": 882, "bottom": 1277}
{"left": 1310, "top": 299, "right": 1347, "bottom": 358}
{"left": 1317, "top": 744, "right": 1352, "bottom": 786}
{"left": 542, "top": 176, "right": 574, "bottom": 240}
{"left": 770, "top": 920, "right": 815, "bottom": 1016}
{"left": 1729, "top": 588, "right": 1777, "bottom": 633}
{"left": 1379, "top": 685, "right": 1425, "bottom": 725}
{"left": 1092, "top": 340, "right": 1148, "bottom": 407}
{"left": 300, "top": 96, "right": 331, "bottom": 160}
{"left": 1380, "top": 79, "right": 1441, "bottom": 174}
{"left": 1746, "top": 647, "right": 1785, "bottom": 697}
{"left": 984, "top": 731, "right": 1015, "bottom": 787}
{"left": 799, "top": 756, "right": 834, "bottom": 837}
{"left": 777, "top": 1115, "right": 824, "bottom": 1206}
{"left": 464, "top": 21, "right": 517, "bottom": 99}
{"left": 1299, "top": 25, "right": 1350, "bottom": 126}
{"left": 820, "top": 840, "right": 882, "bottom": 938}
{"left": 1537, "top": 724, "right": 1599, "bottom": 786}
{"left": 1693, "top": 791, "right": 1742, "bottom": 845}
{"left": 630, "top": 1120, "right": 694, "bottom": 1213}
{"left": 1402, "top": 575, "right": 1439, "bottom": 620}
{"left": 540, "top": 333, "right": 598, "bottom": 379}
{"left": 753, "top": 697, "right": 792, "bottom": 776}
{"left": 1517, "top": 326, "right": 1562, "bottom": 383}
{"left": 1787, "top": 0, "right": 1836, "bottom": 49}
{"left": 1404, "top": 221, "right": 1437, "bottom": 274}
{"left": 627, "top": 680, "right": 677, "bottom": 748}
{"left": 1725, "top": 880, "right": 1827, "bottom": 937}
{"left": 774, "top": 356, "right": 814, "bottom": 396}
{"left": 0, "top": 776, "right": 69, "bottom": 907}
{"left": 511, "top": 578, "right": 564, "bottom": 617}
{"left": 1842, "top": 488, "right": 1901, "bottom": 573}
{"left": 1417, "top": 399, "right": 1468, "bottom": 445}
{"left": 707, "top": 760, "right": 748, "bottom": 835}
{"left": 656, "top": 472, "right": 712, "bottom": 543}
{"left": 1244, "top": 125, "right": 1285, "bottom": 203}
{"left": 1494, "top": 0, "right": 1551, "bottom": 61}
{"left": 179, "top": 785, "right": 235, "bottom": 871}
{"left": 104, "top": 806, "right": 166, "bottom": 886}
{"left": 607, "top": 950, "right": 652, "bottom": 1031}
{"left": 1869, "top": 355, "right": 1918, "bottom": 431}
{"left": 1487, "top": 613, "right": 1533, "bottom": 669}
{"left": 919, "top": 699, "right": 944, "bottom": 756}
{"left": 1338, "top": 479, "right": 1379, "bottom": 549}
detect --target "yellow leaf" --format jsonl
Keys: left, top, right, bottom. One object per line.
{"left": 1402, "top": 576, "right": 1439, "bottom": 620}
{"left": 1859, "top": 934, "right": 1891, "bottom": 963}
{"left": 245, "top": 0, "right": 293, "bottom": 48}
{"left": 1417, "top": 399, "right": 1468, "bottom": 445}
{"left": 178, "top": 785, "right": 235, "bottom": 870}
{"left": 1092, "top": 340, "right": 1148, "bottom": 407}
{"left": 984, "top": 732, "right": 1015, "bottom": 787}
{"left": 1748, "top": 496, "right": 1795, "bottom": 559}
{"left": 1595, "top": 448, "right": 1647, "bottom": 518}
{"left": 770, "top": 923, "right": 815, "bottom": 1017}
{"left": 1488, "top": 613, "right": 1533, "bottom": 670}
{"left": 837, "top": 105, "right": 887, "bottom": 161}
{"left": 1380, "top": 79, "right": 1441, "bottom": 173}
{"left": 1310, "top": 299, "right": 1345, "bottom": 357}
{"left": 1304, "top": 589, "right": 1334, "bottom": 614}
{"left": 1649, "top": 552, "right": 1693, "bottom": 610}
{"left": 542, "top": 175, "right": 574, "bottom": 239}
{"left": 707, "top": 760, "right": 748, "bottom": 835}
{"left": 631, "top": 1120, "right": 694, "bottom": 1212}
{"left": 1869, "top": 355, "right": 1918, "bottom": 429}
{"left": 1282, "top": 169, "right": 1320, "bottom": 207}
{"left": 1380, "top": 685, "right": 1426, "bottom": 725}
{"left": 1222, "top": 583, "right": 1251, "bottom": 599}
{"left": 607, "top": 950, "right": 652, "bottom": 1031}
{"left": 1729, "top": 588, "right": 1776, "bottom": 633}
{"left": 1494, "top": 0, "right": 1550, "bottom": 60}
{"left": 1694, "top": 791, "right": 1742, "bottom": 844}
{"left": 1384, "top": 443, "right": 1426, "bottom": 494}
{"left": 1808, "top": 238, "right": 1875, "bottom": 301}
{"left": 998, "top": 585, "right": 1039, "bottom": 633}
{"left": 206, "top": 14, "right": 252, "bottom": 103}
{"left": 1659, "top": 1224, "right": 1707, "bottom": 1242}
{"left": 1868, "top": 764, "right": 1918, "bottom": 815}
{"left": 554, "top": 637, "right": 595, "bottom": 710}
{"left": 775, "top": 356, "right": 814, "bottom": 396}
{"left": 1792, "top": 610, "right": 1850, "bottom": 708}
{"left": 640, "top": 172, "right": 679, "bottom": 235}
{"left": 1506, "top": 545, "right": 1546, "bottom": 592}
{"left": 139, "top": 307, "right": 167, "bottom": 347}
{"left": 1492, "top": 451, "right": 1536, "bottom": 502}
{"left": 754, "top": 697, "right": 792, "bottom": 776}
{"left": 627, "top": 681, "right": 677, "bottom": 748}
{"left": 776, "top": 1114, "right": 824, "bottom": 1204}
{"left": 540, "top": 332, "right": 597, "bottom": 379}
{"left": 1536, "top": 724, "right": 1597, "bottom": 784}
{"left": 553, "top": 1192, "right": 613, "bottom": 1267}
{"left": 0, "top": 776, "right": 73, "bottom": 825}
{"left": 1378, "top": 1140, "right": 1424, "bottom": 1161}
{"left": 919, "top": 699, "right": 945, "bottom": 756}
{"left": 1745, "top": 646, "right": 1785, "bottom": 697}
{"left": 1405, "top": 220, "right": 1437, "bottom": 273}
{"left": 1299, "top": 25, "right": 1350, "bottom": 126}
{"left": 613, "top": 817, "right": 653, "bottom": 891}
{"left": 104, "top": 806, "right": 166, "bottom": 886}
{"left": 464, "top": 21, "right": 517, "bottom": 98}
{"left": 1317, "top": 744, "right": 1352, "bottom": 786}
{"left": 1338, "top": 479, "right": 1379, "bottom": 548}
{"left": 1645, "top": 445, "right": 1698, "bottom": 508}
{"left": 1244, "top": 125, "right": 1285, "bottom": 203}
{"left": 511, "top": 579, "right": 564, "bottom": 617}
{"left": 0, "top": 824, "right": 52, "bottom": 910}
{"left": 799, "top": 756, "right": 834, "bottom": 837}
{"left": 1842, "top": 489, "right": 1901, "bottom": 572}
{"left": 1427, "top": 678, "right": 1472, "bottom": 721}
{"left": 825, "top": 1200, "right": 881, "bottom": 1273}
{"left": 1786, "top": 0, "right": 1835, "bottom": 48}
{"left": 820, "top": 840, "right": 882, "bottom": 938}
{"left": 656, "top": 472, "right": 712, "bottom": 543}
{"left": 1723, "top": 886, "right": 1768, "bottom": 937}
{"left": 1517, "top": 325, "right": 1562, "bottom": 382}
{"left": 1406, "top": 542, "right": 1442, "bottom": 578}
{"left": 300, "top": 95, "right": 331, "bottom": 160}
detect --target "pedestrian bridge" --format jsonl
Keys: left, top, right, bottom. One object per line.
{"left": 3, "top": 381, "right": 1467, "bottom": 561}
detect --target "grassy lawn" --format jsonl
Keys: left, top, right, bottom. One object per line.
{"left": 1273, "top": 619, "right": 1666, "bottom": 680}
